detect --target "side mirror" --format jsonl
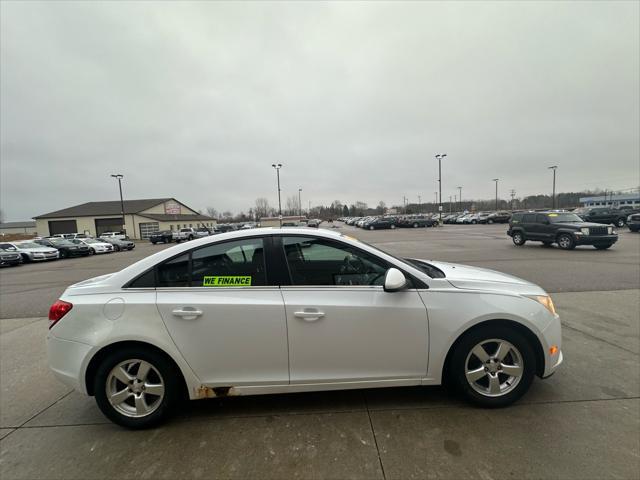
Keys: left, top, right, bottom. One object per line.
{"left": 384, "top": 268, "right": 407, "bottom": 292}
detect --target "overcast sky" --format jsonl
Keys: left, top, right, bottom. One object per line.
{"left": 1, "top": 1, "right": 638, "bottom": 221}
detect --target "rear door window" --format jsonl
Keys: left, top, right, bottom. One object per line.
{"left": 522, "top": 214, "right": 536, "bottom": 223}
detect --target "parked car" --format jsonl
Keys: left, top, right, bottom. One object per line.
{"left": 214, "top": 224, "right": 236, "bottom": 233}
{"left": 195, "top": 227, "right": 211, "bottom": 238}
{"left": 627, "top": 213, "right": 640, "bottom": 232}
{"left": 307, "top": 219, "right": 321, "bottom": 228}
{"left": 10, "top": 241, "right": 59, "bottom": 262}
{"left": 573, "top": 207, "right": 632, "bottom": 228}
{"left": 100, "top": 232, "right": 128, "bottom": 240}
{"left": 172, "top": 228, "right": 197, "bottom": 242}
{"left": 52, "top": 233, "right": 90, "bottom": 240}
{"left": 47, "top": 228, "right": 562, "bottom": 428}
{"left": 35, "top": 238, "right": 91, "bottom": 258}
{"left": 0, "top": 244, "right": 22, "bottom": 267}
{"left": 99, "top": 237, "right": 135, "bottom": 251}
{"left": 397, "top": 216, "right": 438, "bottom": 228}
{"left": 486, "top": 211, "right": 512, "bottom": 224}
{"left": 71, "top": 238, "right": 114, "bottom": 254}
{"left": 149, "top": 231, "right": 173, "bottom": 244}
{"left": 475, "top": 212, "right": 493, "bottom": 224}
{"left": 365, "top": 217, "right": 397, "bottom": 230}
{"left": 508, "top": 211, "right": 618, "bottom": 250}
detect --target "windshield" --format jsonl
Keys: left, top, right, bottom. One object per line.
{"left": 83, "top": 238, "right": 101, "bottom": 244}
{"left": 50, "top": 239, "right": 73, "bottom": 246}
{"left": 0, "top": 244, "right": 17, "bottom": 251}
{"left": 548, "top": 213, "right": 583, "bottom": 223}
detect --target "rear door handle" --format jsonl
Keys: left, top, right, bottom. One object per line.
{"left": 294, "top": 310, "right": 325, "bottom": 322}
{"left": 172, "top": 308, "right": 203, "bottom": 319}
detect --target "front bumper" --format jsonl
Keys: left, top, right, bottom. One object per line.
{"left": 573, "top": 233, "right": 618, "bottom": 246}
{"left": 628, "top": 221, "right": 640, "bottom": 232}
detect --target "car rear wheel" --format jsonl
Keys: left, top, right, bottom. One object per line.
{"left": 450, "top": 326, "right": 535, "bottom": 407}
{"left": 89, "top": 248, "right": 95, "bottom": 255}
{"left": 594, "top": 244, "right": 613, "bottom": 250}
{"left": 616, "top": 218, "right": 625, "bottom": 227}
{"left": 471, "top": 220, "right": 477, "bottom": 224}
{"left": 21, "top": 254, "right": 31, "bottom": 263}
{"left": 487, "top": 219, "right": 494, "bottom": 224}
{"left": 557, "top": 233, "right": 575, "bottom": 250}
{"left": 413, "top": 223, "right": 419, "bottom": 228}
{"left": 94, "top": 347, "right": 182, "bottom": 429}
{"left": 59, "top": 250, "right": 67, "bottom": 259}
{"left": 369, "top": 225, "right": 374, "bottom": 230}
{"left": 390, "top": 224, "right": 396, "bottom": 229}
{"left": 512, "top": 232, "right": 526, "bottom": 246}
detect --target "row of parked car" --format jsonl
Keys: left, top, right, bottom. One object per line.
{"left": 0, "top": 232, "right": 135, "bottom": 268}
{"left": 340, "top": 215, "right": 439, "bottom": 230}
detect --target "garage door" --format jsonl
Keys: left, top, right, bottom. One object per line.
{"left": 139, "top": 222, "right": 159, "bottom": 239}
{"left": 48, "top": 220, "right": 78, "bottom": 235}
{"left": 95, "top": 218, "right": 124, "bottom": 236}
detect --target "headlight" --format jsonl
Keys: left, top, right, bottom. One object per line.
{"left": 608, "top": 226, "right": 614, "bottom": 234}
{"left": 580, "top": 227, "right": 590, "bottom": 235}
{"left": 527, "top": 295, "right": 557, "bottom": 315}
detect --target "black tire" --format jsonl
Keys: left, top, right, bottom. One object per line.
{"left": 449, "top": 326, "right": 536, "bottom": 408}
{"left": 413, "top": 223, "right": 419, "bottom": 228}
{"left": 94, "top": 346, "right": 182, "bottom": 429}
{"left": 616, "top": 218, "right": 625, "bottom": 228}
{"left": 557, "top": 233, "right": 575, "bottom": 250}
{"left": 188, "top": 235, "right": 194, "bottom": 241}
{"left": 369, "top": 226, "right": 374, "bottom": 230}
{"left": 115, "top": 245, "right": 121, "bottom": 252}
{"left": 594, "top": 244, "right": 613, "bottom": 250}
{"left": 59, "top": 250, "right": 67, "bottom": 259}
{"left": 390, "top": 224, "right": 396, "bottom": 229}
{"left": 488, "top": 219, "right": 494, "bottom": 224}
{"left": 542, "top": 241, "right": 553, "bottom": 247}
{"left": 151, "top": 241, "right": 157, "bottom": 245}
{"left": 512, "top": 231, "right": 526, "bottom": 246}
{"left": 21, "top": 253, "right": 31, "bottom": 263}
{"left": 89, "top": 248, "right": 95, "bottom": 255}
{"left": 471, "top": 220, "right": 477, "bottom": 224}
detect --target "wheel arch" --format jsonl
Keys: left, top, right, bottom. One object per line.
{"left": 442, "top": 319, "right": 545, "bottom": 383}
{"left": 84, "top": 340, "right": 189, "bottom": 399}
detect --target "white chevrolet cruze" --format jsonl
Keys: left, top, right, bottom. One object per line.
{"left": 47, "top": 228, "right": 562, "bottom": 428}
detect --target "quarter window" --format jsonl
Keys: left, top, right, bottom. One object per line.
{"left": 282, "top": 236, "right": 388, "bottom": 286}
{"left": 157, "top": 253, "right": 190, "bottom": 287}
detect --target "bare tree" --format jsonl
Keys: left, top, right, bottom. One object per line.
{"left": 285, "top": 195, "right": 299, "bottom": 216}
{"left": 254, "top": 198, "right": 270, "bottom": 219}
{"left": 376, "top": 201, "right": 386, "bottom": 214}
{"left": 206, "top": 206, "right": 218, "bottom": 219}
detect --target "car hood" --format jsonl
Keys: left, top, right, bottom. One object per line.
{"left": 554, "top": 221, "right": 611, "bottom": 228}
{"left": 19, "top": 247, "right": 57, "bottom": 253}
{"left": 421, "top": 260, "right": 545, "bottom": 295}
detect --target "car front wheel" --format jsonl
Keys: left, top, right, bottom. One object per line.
{"left": 390, "top": 224, "right": 396, "bottom": 229}
{"left": 94, "top": 347, "right": 182, "bottom": 429}
{"left": 450, "top": 326, "right": 535, "bottom": 407}
{"left": 512, "top": 232, "right": 526, "bottom": 246}
{"left": 557, "top": 233, "right": 575, "bottom": 250}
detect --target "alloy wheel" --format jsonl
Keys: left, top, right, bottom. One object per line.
{"left": 465, "top": 339, "right": 523, "bottom": 397}
{"left": 106, "top": 359, "right": 165, "bottom": 418}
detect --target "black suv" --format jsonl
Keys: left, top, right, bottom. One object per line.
{"left": 573, "top": 207, "right": 634, "bottom": 228}
{"left": 507, "top": 211, "right": 618, "bottom": 250}
{"left": 149, "top": 230, "right": 173, "bottom": 244}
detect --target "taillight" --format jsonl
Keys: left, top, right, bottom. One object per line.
{"left": 48, "top": 300, "right": 73, "bottom": 329}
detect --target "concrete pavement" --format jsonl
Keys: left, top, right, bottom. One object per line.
{"left": 1, "top": 289, "right": 638, "bottom": 479}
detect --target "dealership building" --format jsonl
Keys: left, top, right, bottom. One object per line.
{"left": 34, "top": 198, "right": 216, "bottom": 239}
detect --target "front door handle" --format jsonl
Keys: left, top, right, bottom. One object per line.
{"left": 294, "top": 310, "right": 325, "bottom": 322}
{"left": 172, "top": 307, "right": 203, "bottom": 320}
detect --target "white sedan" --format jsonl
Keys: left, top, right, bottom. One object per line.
{"left": 71, "top": 238, "right": 114, "bottom": 254}
{"left": 47, "top": 228, "right": 562, "bottom": 428}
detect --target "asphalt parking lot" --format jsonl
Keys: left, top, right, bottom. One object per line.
{"left": 1, "top": 224, "right": 639, "bottom": 479}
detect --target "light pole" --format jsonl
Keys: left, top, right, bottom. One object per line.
{"left": 434, "top": 191, "right": 438, "bottom": 212}
{"left": 110, "top": 174, "right": 126, "bottom": 236}
{"left": 492, "top": 178, "right": 499, "bottom": 210}
{"left": 458, "top": 186, "right": 462, "bottom": 211}
{"left": 510, "top": 189, "right": 516, "bottom": 211}
{"left": 449, "top": 195, "right": 452, "bottom": 213}
{"left": 548, "top": 166, "right": 557, "bottom": 209}
{"left": 271, "top": 164, "right": 283, "bottom": 226}
{"left": 418, "top": 195, "right": 421, "bottom": 213}
{"left": 435, "top": 154, "right": 446, "bottom": 223}
{"left": 298, "top": 188, "right": 302, "bottom": 217}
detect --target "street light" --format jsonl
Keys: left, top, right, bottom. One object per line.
{"left": 298, "top": 188, "right": 302, "bottom": 217}
{"left": 271, "top": 164, "right": 283, "bottom": 226}
{"left": 418, "top": 195, "right": 421, "bottom": 213}
{"left": 458, "top": 186, "right": 462, "bottom": 211}
{"left": 548, "top": 166, "right": 558, "bottom": 209}
{"left": 435, "top": 154, "right": 447, "bottom": 223}
{"left": 110, "top": 174, "right": 126, "bottom": 236}
{"left": 492, "top": 178, "right": 499, "bottom": 210}
{"left": 434, "top": 191, "right": 438, "bottom": 212}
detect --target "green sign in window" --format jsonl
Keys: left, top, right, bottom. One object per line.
{"left": 202, "top": 276, "right": 252, "bottom": 287}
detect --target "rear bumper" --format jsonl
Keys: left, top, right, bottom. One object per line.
{"left": 628, "top": 222, "right": 640, "bottom": 232}
{"left": 47, "top": 334, "right": 93, "bottom": 394}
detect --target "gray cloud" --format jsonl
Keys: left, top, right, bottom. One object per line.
{"left": 1, "top": 1, "right": 638, "bottom": 220}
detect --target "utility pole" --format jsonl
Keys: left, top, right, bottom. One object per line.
{"left": 298, "top": 188, "right": 302, "bottom": 217}
{"left": 435, "top": 154, "right": 446, "bottom": 224}
{"left": 110, "top": 174, "right": 126, "bottom": 236}
{"left": 492, "top": 178, "right": 499, "bottom": 210}
{"left": 434, "top": 191, "right": 438, "bottom": 212}
{"left": 548, "top": 165, "right": 557, "bottom": 209}
{"left": 271, "top": 164, "right": 283, "bottom": 226}
{"left": 457, "top": 186, "right": 462, "bottom": 211}
{"left": 418, "top": 195, "right": 421, "bottom": 213}
{"left": 510, "top": 189, "right": 516, "bottom": 211}
{"left": 449, "top": 195, "right": 452, "bottom": 213}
